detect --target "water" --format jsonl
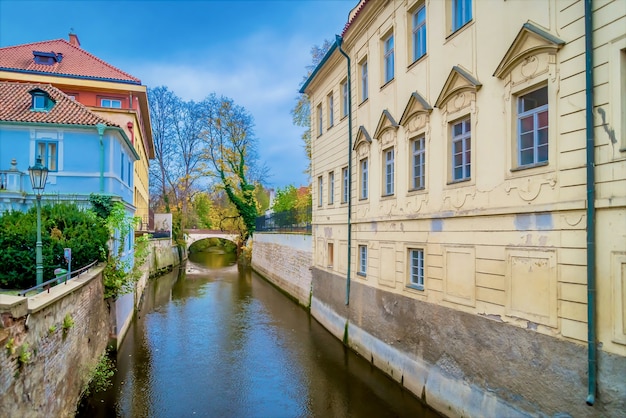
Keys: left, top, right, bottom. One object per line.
{"left": 78, "top": 248, "right": 440, "bottom": 418}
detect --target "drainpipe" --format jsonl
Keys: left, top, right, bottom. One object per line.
{"left": 584, "top": 0, "right": 597, "bottom": 406}
{"left": 96, "top": 123, "right": 106, "bottom": 193}
{"left": 336, "top": 35, "right": 353, "bottom": 306}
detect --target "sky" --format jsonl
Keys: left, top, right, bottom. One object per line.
{"left": 0, "top": 0, "right": 355, "bottom": 188}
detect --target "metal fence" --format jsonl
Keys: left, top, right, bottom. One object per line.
{"left": 255, "top": 206, "right": 312, "bottom": 234}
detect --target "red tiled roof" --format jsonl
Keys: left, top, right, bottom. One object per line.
{"left": 0, "top": 81, "right": 117, "bottom": 126}
{"left": 0, "top": 39, "right": 140, "bottom": 84}
{"left": 341, "top": 0, "right": 369, "bottom": 37}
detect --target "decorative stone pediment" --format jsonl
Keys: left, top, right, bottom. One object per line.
{"left": 434, "top": 66, "right": 481, "bottom": 110}
{"left": 493, "top": 22, "right": 564, "bottom": 79}
{"left": 373, "top": 110, "right": 399, "bottom": 147}
{"left": 399, "top": 91, "right": 432, "bottom": 133}
{"left": 353, "top": 125, "right": 372, "bottom": 158}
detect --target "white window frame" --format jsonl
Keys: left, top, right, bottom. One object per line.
{"left": 411, "top": 136, "right": 425, "bottom": 190}
{"left": 328, "top": 93, "right": 334, "bottom": 128}
{"left": 318, "top": 176, "right": 323, "bottom": 206}
{"left": 328, "top": 171, "right": 335, "bottom": 205}
{"left": 452, "top": 0, "right": 472, "bottom": 32}
{"left": 412, "top": 4, "right": 426, "bottom": 62}
{"left": 342, "top": 167, "right": 349, "bottom": 203}
{"left": 361, "top": 59, "right": 369, "bottom": 102}
{"left": 451, "top": 118, "right": 471, "bottom": 182}
{"left": 409, "top": 248, "right": 425, "bottom": 290}
{"left": 383, "top": 33, "right": 395, "bottom": 84}
{"left": 35, "top": 140, "right": 58, "bottom": 171}
{"left": 360, "top": 158, "right": 368, "bottom": 199}
{"left": 358, "top": 245, "right": 367, "bottom": 276}
{"left": 384, "top": 148, "right": 395, "bottom": 196}
{"left": 101, "top": 98, "right": 122, "bottom": 108}
{"left": 340, "top": 79, "right": 349, "bottom": 118}
{"left": 317, "top": 104, "right": 323, "bottom": 137}
{"left": 517, "top": 87, "right": 548, "bottom": 167}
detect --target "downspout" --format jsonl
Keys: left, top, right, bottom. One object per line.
{"left": 97, "top": 123, "right": 106, "bottom": 193}
{"left": 584, "top": 0, "right": 597, "bottom": 406}
{"left": 336, "top": 35, "right": 353, "bottom": 305}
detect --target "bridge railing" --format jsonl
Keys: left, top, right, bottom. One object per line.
{"left": 255, "top": 206, "right": 311, "bottom": 234}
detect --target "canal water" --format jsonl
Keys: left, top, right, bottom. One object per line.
{"left": 78, "top": 248, "right": 440, "bottom": 418}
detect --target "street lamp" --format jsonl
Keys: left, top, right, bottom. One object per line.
{"left": 28, "top": 156, "right": 48, "bottom": 286}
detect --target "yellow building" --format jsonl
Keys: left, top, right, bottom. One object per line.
{"left": 301, "top": 0, "right": 625, "bottom": 416}
{"left": 0, "top": 33, "right": 154, "bottom": 226}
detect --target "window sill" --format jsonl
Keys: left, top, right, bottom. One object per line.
{"left": 445, "top": 20, "right": 473, "bottom": 42}
{"left": 381, "top": 193, "right": 395, "bottom": 200}
{"left": 407, "top": 54, "right": 427, "bottom": 71}
{"left": 359, "top": 197, "right": 368, "bottom": 201}
{"left": 510, "top": 161, "right": 549, "bottom": 172}
{"left": 447, "top": 178, "right": 470, "bottom": 185}
{"left": 406, "top": 284, "right": 424, "bottom": 291}
{"left": 340, "top": 115, "right": 348, "bottom": 121}
{"left": 327, "top": 125, "right": 334, "bottom": 131}
{"left": 408, "top": 186, "right": 426, "bottom": 194}
{"left": 359, "top": 98, "right": 369, "bottom": 107}
{"left": 357, "top": 272, "right": 367, "bottom": 278}
{"left": 380, "top": 78, "right": 395, "bottom": 90}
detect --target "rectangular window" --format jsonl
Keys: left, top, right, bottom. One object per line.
{"left": 360, "top": 59, "right": 369, "bottom": 101}
{"left": 383, "top": 34, "right": 395, "bottom": 83}
{"left": 411, "top": 136, "right": 425, "bottom": 190}
{"left": 328, "top": 93, "right": 334, "bottom": 128}
{"left": 360, "top": 158, "right": 368, "bottom": 199}
{"left": 328, "top": 171, "right": 335, "bottom": 204}
{"left": 342, "top": 167, "right": 349, "bottom": 203}
{"left": 328, "top": 242, "right": 334, "bottom": 268}
{"left": 412, "top": 4, "right": 427, "bottom": 61}
{"left": 384, "top": 148, "right": 395, "bottom": 195}
{"left": 517, "top": 87, "right": 548, "bottom": 167}
{"left": 452, "top": 0, "right": 472, "bottom": 32}
{"left": 340, "top": 79, "right": 349, "bottom": 118}
{"left": 36, "top": 141, "right": 58, "bottom": 171}
{"left": 452, "top": 118, "right": 471, "bottom": 181}
{"left": 317, "top": 104, "right": 323, "bottom": 137}
{"left": 128, "top": 162, "right": 132, "bottom": 186}
{"left": 358, "top": 245, "right": 367, "bottom": 276}
{"left": 101, "top": 98, "right": 122, "bottom": 108}
{"left": 121, "top": 152, "right": 125, "bottom": 181}
{"left": 409, "top": 249, "right": 425, "bottom": 290}
{"left": 318, "top": 176, "right": 323, "bottom": 206}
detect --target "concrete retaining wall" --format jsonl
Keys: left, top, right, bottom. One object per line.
{"left": 311, "top": 268, "right": 626, "bottom": 418}
{"left": 0, "top": 265, "right": 109, "bottom": 418}
{"left": 251, "top": 233, "right": 312, "bottom": 307}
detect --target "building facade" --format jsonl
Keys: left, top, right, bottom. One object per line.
{"left": 301, "top": 0, "right": 625, "bottom": 416}
{"left": 0, "top": 33, "right": 154, "bottom": 226}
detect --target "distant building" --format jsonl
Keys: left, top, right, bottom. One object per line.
{"left": 0, "top": 33, "right": 154, "bottom": 227}
{"left": 301, "top": 0, "right": 625, "bottom": 416}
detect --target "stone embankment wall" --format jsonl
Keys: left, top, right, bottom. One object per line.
{"left": 251, "top": 233, "right": 312, "bottom": 307}
{"left": 0, "top": 265, "right": 109, "bottom": 418}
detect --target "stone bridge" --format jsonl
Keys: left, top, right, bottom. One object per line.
{"left": 184, "top": 229, "right": 239, "bottom": 249}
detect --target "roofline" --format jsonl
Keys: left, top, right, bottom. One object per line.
{"left": 0, "top": 67, "right": 142, "bottom": 86}
{"left": 299, "top": 42, "right": 339, "bottom": 94}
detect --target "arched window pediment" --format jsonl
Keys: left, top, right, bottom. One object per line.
{"left": 399, "top": 91, "right": 432, "bottom": 133}
{"left": 435, "top": 66, "right": 481, "bottom": 110}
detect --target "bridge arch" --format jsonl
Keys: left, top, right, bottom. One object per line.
{"left": 184, "top": 229, "right": 239, "bottom": 250}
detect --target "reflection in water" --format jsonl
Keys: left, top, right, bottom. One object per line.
{"left": 77, "top": 247, "right": 440, "bottom": 417}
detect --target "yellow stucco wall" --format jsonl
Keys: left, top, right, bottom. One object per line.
{"left": 307, "top": 0, "right": 625, "bottom": 356}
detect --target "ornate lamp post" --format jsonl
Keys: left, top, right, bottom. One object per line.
{"left": 28, "top": 156, "right": 48, "bottom": 286}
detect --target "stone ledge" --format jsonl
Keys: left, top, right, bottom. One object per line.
{"left": 0, "top": 294, "right": 28, "bottom": 320}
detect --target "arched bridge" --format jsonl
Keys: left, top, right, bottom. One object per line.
{"left": 184, "top": 229, "right": 239, "bottom": 249}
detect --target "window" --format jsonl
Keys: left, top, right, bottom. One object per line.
{"left": 317, "top": 104, "right": 323, "bottom": 137}
{"left": 412, "top": 4, "right": 427, "bottom": 61}
{"left": 452, "top": 0, "right": 472, "bottom": 32}
{"left": 318, "top": 176, "right": 323, "bottom": 206}
{"left": 340, "top": 79, "right": 349, "bottom": 118}
{"left": 128, "top": 161, "right": 132, "bottom": 186}
{"left": 328, "top": 242, "right": 334, "bottom": 268}
{"left": 517, "top": 87, "right": 548, "bottom": 167}
{"left": 30, "top": 90, "right": 54, "bottom": 111}
{"left": 328, "top": 171, "right": 335, "bottom": 204}
{"left": 383, "top": 33, "right": 395, "bottom": 83}
{"left": 384, "top": 148, "right": 395, "bottom": 195}
{"left": 342, "top": 167, "right": 349, "bottom": 203}
{"left": 36, "top": 141, "right": 58, "bottom": 171}
{"left": 101, "top": 98, "right": 122, "bottom": 108}
{"left": 451, "top": 118, "right": 471, "bottom": 182}
{"left": 360, "top": 158, "right": 368, "bottom": 199}
{"left": 328, "top": 93, "right": 334, "bottom": 128}
{"left": 358, "top": 245, "right": 367, "bottom": 276}
{"left": 121, "top": 153, "right": 125, "bottom": 181}
{"left": 409, "top": 249, "right": 425, "bottom": 290}
{"left": 411, "top": 136, "right": 425, "bottom": 190}
{"left": 360, "top": 59, "right": 369, "bottom": 102}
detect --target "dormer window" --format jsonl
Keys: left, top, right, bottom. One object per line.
{"left": 33, "top": 51, "right": 63, "bottom": 66}
{"left": 29, "top": 89, "right": 55, "bottom": 112}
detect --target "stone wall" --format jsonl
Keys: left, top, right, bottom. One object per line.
{"left": 0, "top": 265, "right": 109, "bottom": 418}
{"left": 311, "top": 268, "right": 626, "bottom": 418}
{"left": 251, "top": 233, "right": 312, "bottom": 307}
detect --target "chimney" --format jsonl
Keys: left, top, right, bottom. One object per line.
{"left": 68, "top": 32, "right": 81, "bottom": 48}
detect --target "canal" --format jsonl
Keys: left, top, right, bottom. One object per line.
{"left": 78, "top": 248, "right": 440, "bottom": 417}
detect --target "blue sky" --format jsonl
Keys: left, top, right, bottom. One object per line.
{"left": 0, "top": 0, "right": 355, "bottom": 188}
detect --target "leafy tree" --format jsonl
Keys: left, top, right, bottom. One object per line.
{"left": 292, "top": 40, "right": 333, "bottom": 179}
{"left": 190, "top": 192, "right": 212, "bottom": 229}
{"left": 200, "top": 95, "right": 263, "bottom": 241}
{"left": 272, "top": 185, "right": 298, "bottom": 213}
